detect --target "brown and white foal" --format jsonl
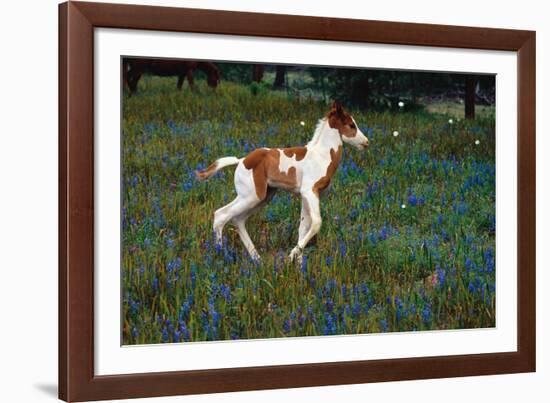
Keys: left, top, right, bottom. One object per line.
{"left": 196, "top": 102, "right": 369, "bottom": 263}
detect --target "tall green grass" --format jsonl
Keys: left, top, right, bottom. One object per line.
{"left": 122, "top": 77, "right": 495, "bottom": 344}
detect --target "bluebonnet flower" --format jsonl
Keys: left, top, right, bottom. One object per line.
{"left": 220, "top": 284, "right": 231, "bottom": 303}
{"left": 468, "top": 281, "right": 475, "bottom": 293}
{"left": 465, "top": 257, "right": 474, "bottom": 273}
{"left": 380, "top": 318, "right": 388, "bottom": 332}
{"left": 341, "top": 313, "right": 347, "bottom": 329}
{"left": 161, "top": 327, "right": 169, "bottom": 343}
{"left": 300, "top": 254, "right": 308, "bottom": 275}
{"left": 129, "top": 298, "right": 140, "bottom": 315}
{"left": 352, "top": 303, "right": 361, "bottom": 317}
{"left": 167, "top": 257, "right": 182, "bottom": 273}
{"left": 283, "top": 319, "right": 291, "bottom": 333}
{"left": 457, "top": 202, "right": 468, "bottom": 215}
{"left": 422, "top": 303, "right": 432, "bottom": 325}
{"left": 484, "top": 247, "right": 495, "bottom": 272}
{"left": 339, "top": 241, "right": 347, "bottom": 258}
{"left": 180, "top": 300, "right": 191, "bottom": 320}
{"left": 436, "top": 266, "right": 446, "bottom": 288}
{"left": 369, "top": 232, "right": 378, "bottom": 245}
{"left": 379, "top": 226, "right": 388, "bottom": 241}
{"left": 210, "top": 304, "right": 220, "bottom": 330}
{"left": 323, "top": 313, "right": 337, "bottom": 335}
{"left": 395, "top": 297, "right": 404, "bottom": 323}
{"left": 410, "top": 303, "right": 417, "bottom": 315}
{"left": 326, "top": 298, "right": 334, "bottom": 313}
{"left": 408, "top": 193, "right": 418, "bottom": 207}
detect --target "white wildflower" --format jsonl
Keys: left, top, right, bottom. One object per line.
{"left": 300, "top": 121, "right": 305, "bottom": 126}
{"left": 398, "top": 101, "right": 404, "bottom": 108}
{"left": 448, "top": 118, "right": 454, "bottom": 124}
{"left": 393, "top": 131, "right": 399, "bottom": 137}
{"left": 401, "top": 204, "right": 406, "bottom": 209}
{"left": 475, "top": 139, "right": 480, "bottom": 145}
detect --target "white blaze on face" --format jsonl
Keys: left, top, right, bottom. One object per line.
{"left": 341, "top": 116, "right": 369, "bottom": 150}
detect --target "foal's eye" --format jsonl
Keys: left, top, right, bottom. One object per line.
{"left": 349, "top": 123, "right": 356, "bottom": 129}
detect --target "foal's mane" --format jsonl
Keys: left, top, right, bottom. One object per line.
{"left": 306, "top": 118, "right": 328, "bottom": 148}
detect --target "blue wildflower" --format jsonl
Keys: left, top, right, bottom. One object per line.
{"left": 161, "top": 327, "right": 169, "bottom": 343}
{"left": 422, "top": 303, "right": 432, "bottom": 325}
{"left": 408, "top": 193, "right": 418, "bottom": 207}
{"left": 283, "top": 319, "right": 291, "bottom": 333}
{"left": 339, "top": 241, "right": 347, "bottom": 258}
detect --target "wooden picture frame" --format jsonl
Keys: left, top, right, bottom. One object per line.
{"left": 59, "top": 1, "right": 536, "bottom": 401}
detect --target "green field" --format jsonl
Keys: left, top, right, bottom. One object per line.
{"left": 122, "top": 76, "right": 496, "bottom": 344}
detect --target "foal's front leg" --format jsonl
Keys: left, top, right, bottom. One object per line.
{"left": 298, "top": 198, "right": 312, "bottom": 243}
{"left": 289, "top": 192, "right": 321, "bottom": 263}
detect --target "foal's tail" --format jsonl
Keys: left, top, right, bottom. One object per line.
{"left": 195, "top": 156, "right": 240, "bottom": 180}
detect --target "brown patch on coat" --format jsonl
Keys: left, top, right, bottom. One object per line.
{"left": 327, "top": 101, "right": 357, "bottom": 138}
{"left": 312, "top": 145, "right": 343, "bottom": 195}
{"left": 195, "top": 161, "right": 217, "bottom": 180}
{"left": 283, "top": 146, "right": 308, "bottom": 161}
{"left": 243, "top": 148, "right": 299, "bottom": 199}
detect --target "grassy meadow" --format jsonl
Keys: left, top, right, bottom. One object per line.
{"left": 122, "top": 75, "right": 496, "bottom": 344}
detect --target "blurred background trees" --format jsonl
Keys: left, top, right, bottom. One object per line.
{"left": 211, "top": 62, "right": 496, "bottom": 119}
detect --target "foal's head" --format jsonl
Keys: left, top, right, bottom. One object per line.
{"left": 327, "top": 101, "right": 369, "bottom": 150}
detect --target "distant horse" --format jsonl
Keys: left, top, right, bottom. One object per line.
{"left": 196, "top": 102, "right": 369, "bottom": 264}
{"left": 124, "top": 59, "right": 220, "bottom": 94}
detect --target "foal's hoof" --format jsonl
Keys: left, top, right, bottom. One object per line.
{"left": 288, "top": 247, "right": 303, "bottom": 264}
{"left": 250, "top": 252, "right": 261, "bottom": 263}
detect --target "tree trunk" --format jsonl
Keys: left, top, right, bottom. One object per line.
{"left": 252, "top": 64, "right": 264, "bottom": 82}
{"left": 273, "top": 66, "right": 286, "bottom": 89}
{"left": 411, "top": 72, "right": 417, "bottom": 104}
{"left": 465, "top": 75, "right": 476, "bottom": 119}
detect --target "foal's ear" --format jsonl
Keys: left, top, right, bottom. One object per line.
{"left": 331, "top": 100, "right": 345, "bottom": 117}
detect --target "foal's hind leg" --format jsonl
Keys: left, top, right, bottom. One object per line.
{"left": 213, "top": 195, "right": 258, "bottom": 248}
{"left": 233, "top": 211, "right": 261, "bottom": 261}
{"left": 232, "top": 189, "right": 274, "bottom": 261}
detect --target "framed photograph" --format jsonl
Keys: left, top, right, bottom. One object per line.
{"left": 59, "top": 1, "right": 536, "bottom": 401}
